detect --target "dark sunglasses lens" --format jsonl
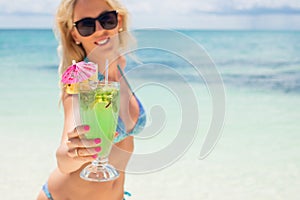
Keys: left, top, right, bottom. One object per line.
{"left": 77, "top": 19, "right": 95, "bottom": 37}
{"left": 100, "top": 12, "right": 118, "bottom": 30}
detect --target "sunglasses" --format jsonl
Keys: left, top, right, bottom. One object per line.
{"left": 73, "top": 10, "right": 118, "bottom": 37}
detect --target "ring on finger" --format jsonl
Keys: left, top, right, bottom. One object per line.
{"left": 75, "top": 148, "right": 79, "bottom": 157}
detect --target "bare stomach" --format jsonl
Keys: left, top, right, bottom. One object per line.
{"left": 46, "top": 167, "right": 125, "bottom": 200}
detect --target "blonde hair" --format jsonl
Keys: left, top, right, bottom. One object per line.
{"left": 54, "top": 0, "right": 133, "bottom": 90}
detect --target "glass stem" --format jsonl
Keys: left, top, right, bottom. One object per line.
{"left": 92, "top": 156, "right": 108, "bottom": 166}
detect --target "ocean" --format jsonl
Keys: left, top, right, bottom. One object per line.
{"left": 0, "top": 29, "right": 299, "bottom": 199}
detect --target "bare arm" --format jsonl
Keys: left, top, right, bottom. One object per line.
{"left": 56, "top": 92, "right": 96, "bottom": 174}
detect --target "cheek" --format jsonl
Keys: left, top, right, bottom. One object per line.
{"left": 108, "top": 29, "right": 119, "bottom": 36}
{"left": 110, "top": 32, "right": 120, "bottom": 47}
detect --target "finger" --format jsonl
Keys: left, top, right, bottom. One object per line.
{"left": 73, "top": 155, "right": 97, "bottom": 162}
{"left": 67, "top": 148, "right": 79, "bottom": 158}
{"left": 66, "top": 148, "right": 96, "bottom": 162}
{"left": 68, "top": 147, "right": 102, "bottom": 158}
{"left": 68, "top": 125, "right": 90, "bottom": 139}
{"left": 66, "top": 138, "right": 102, "bottom": 149}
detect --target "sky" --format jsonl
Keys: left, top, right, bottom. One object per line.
{"left": 0, "top": 0, "right": 300, "bottom": 30}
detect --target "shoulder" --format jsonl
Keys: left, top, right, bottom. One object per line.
{"left": 62, "top": 90, "right": 72, "bottom": 105}
{"left": 119, "top": 55, "right": 126, "bottom": 69}
{"left": 61, "top": 91, "right": 79, "bottom": 135}
{"left": 62, "top": 91, "right": 77, "bottom": 114}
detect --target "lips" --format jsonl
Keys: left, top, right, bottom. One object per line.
{"left": 95, "top": 37, "right": 110, "bottom": 46}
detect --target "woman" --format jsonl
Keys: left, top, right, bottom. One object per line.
{"left": 37, "top": 0, "right": 145, "bottom": 199}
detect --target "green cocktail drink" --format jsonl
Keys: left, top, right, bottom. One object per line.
{"left": 79, "top": 83, "right": 120, "bottom": 157}
{"left": 78, "top": 81, "right": 120, "bottom": 182}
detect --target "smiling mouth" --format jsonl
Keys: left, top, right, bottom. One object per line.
{"left": 95, "top": 38, "right": 110, "bottom": 46}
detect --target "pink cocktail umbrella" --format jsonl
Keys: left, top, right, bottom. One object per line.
{"left": 61, "top": 60, "right": 97, "bottom": 84}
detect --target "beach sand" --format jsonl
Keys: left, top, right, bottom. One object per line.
{"left": 1, "top": 85, "right": 299, "bottom": 200}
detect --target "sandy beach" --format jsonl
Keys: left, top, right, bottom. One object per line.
{"left": 1, "top": 85, "right": 299, "bottom": 199}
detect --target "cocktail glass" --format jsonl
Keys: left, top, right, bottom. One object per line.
{"left": 78, "top": 81, "right": 120, "bottom": 182}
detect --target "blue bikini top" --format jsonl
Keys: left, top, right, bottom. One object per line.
{"left": 114, "top": 95, "right": 146, "bottom": 143}
{"left": 98, "top": 66, "right": 146, "bottom": 143}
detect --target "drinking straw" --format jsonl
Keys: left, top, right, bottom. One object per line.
{"left": 105, "top": 59, "right": 109, "bottom": 85}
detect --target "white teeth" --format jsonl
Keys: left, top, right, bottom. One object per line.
{"left": 97, "top": 38, "right": 109, "bottom": 45}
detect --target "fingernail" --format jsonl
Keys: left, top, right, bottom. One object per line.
{"left": 92, "top": 155, "right": 98, "bottom": 159}
{"left": 95, "top": 147, "right": 101, "bottom": 152}
{"left": 84, "top": 125, "right": 90, "bottom": 131}
{"left": 94, "top": 138, "right": 101, "bottom": 144}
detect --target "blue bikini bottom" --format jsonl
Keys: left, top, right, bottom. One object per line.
{"left": 42, "top": 183, "right": 132, "bottom": 200}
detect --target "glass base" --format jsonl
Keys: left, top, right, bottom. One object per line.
{"left": 80, "top": 157, "right": 119, "bottom": 182}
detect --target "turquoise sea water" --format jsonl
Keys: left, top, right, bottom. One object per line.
{"left": 0, "top": 29, "right": 299, "bottom": 199}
